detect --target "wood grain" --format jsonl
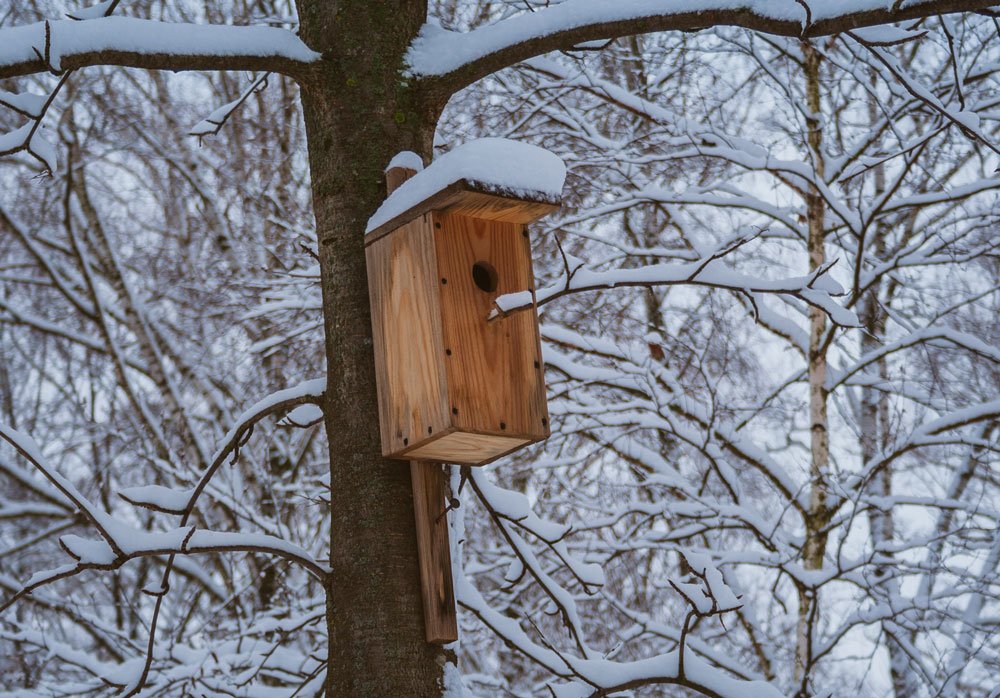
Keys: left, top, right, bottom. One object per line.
{"left": 410, "top": 460, "right": 458, "bottom": 644}
{"left": 367, "top": 175, "right": 551, "bottom": 464}
{"left": 405, "top": 430, "right": 531, "bottom": 465}
{"left": 435, "top": 211, "right": 550, "bottom": 449}
{"left": 366, "top": 180, "right": 559, "bottom": 245}
{"left": 366, "top": 212, "right": 449, "bottom": 457}
{"left": 385, "top": 164, "right": 419, "bottom": 193}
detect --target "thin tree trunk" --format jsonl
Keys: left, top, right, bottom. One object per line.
{"left": 857, "top": 291, "right": 919, "bottom": 696}
{"left": 293, "top": 0, "right": 453, "bottom": 694}
{"left": 858, "top": 85, "right": 921, "bottom": 697}
{"left": 795, "top": 39, "right": 832, "bottom": 696}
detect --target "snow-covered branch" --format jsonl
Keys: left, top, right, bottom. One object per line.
{"left": 0, "top": 17, "right": 319, "bottom": 81}
{"left": 409, "top": 0, "right": 999, "bottom": 87}
{"left": 460, "top": 472, "right": 785, "bottom": 698}
{"left": 0, "top": 377, "right": 327, "bottom": 601}
{"left": 495, "top": 250, "right": 858, "bottom": 327}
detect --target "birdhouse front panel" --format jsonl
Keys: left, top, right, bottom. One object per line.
{"left": 433, "top": 211, "right": 549, "bottom": 448}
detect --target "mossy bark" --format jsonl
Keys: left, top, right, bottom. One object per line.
{"left": 293, "top": 1, "right": 452, "bottom": 694}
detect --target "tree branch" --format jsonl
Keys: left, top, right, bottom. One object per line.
{"left": 410, "top": 0, "right": 1000, "bottom": 90}
{"left": 493, "top": 255, "right": 859, "bottom": 328}
{"left": 0, "top": 17, "right": 319, "bottom": 81}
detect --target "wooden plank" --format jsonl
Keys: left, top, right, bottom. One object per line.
{"left": 405, "top": 431, "right": 530, "bottom": 465}
{"left": 375, "top": 165, "right": 457, "bottom": 645}
{"left": 435, "top": 211, "right": 550, "bottom": 447}
{"left": 445, "top": 189, "right": 559, "bottom": 225}
{"left": 385, "top": 164, "right": 419, "bottom": 193}
{"left": 368, "top": 165, "right": 550, "bottom": 466}
{"left": 366, "top": 213, "right": 450, "bottom": 457}
{"left": 365, "top": 180, "right": 559, "bottom": 245}
{"left": 410, "top": 460, "right": 458, "bottom": 644}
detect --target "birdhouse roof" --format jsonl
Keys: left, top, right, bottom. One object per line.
{"left": 365, "top": 138, "right": 566, "bottom": 244}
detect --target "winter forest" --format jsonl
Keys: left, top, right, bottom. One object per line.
{"left": 0, "top": 1, "right": 998, "bottom": 697}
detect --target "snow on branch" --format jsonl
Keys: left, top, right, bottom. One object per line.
{"left": 851, "top": 35, "right": 1000, "bottom": 157}
{"left": 0, "top": 120, "right": 58, "bottom": 173}
{"left": 494, "top": 234, "right": 859, "bottom": 328}
{"left": 407, "top": 0, "right": 998, "bottom": 87}
{"left": 0, "top": 423, "right": 128, "bottom": 557}
{"left": 0, "top": 89, "right": 46, "bottom": 118}
{"left": 846, "top": 397, "right": 1000, "bottom": 499}
{"left": 459, "top": 574, "right": 783, "bottom": 698}
{"left": 460, "top": 472, "right": 784, "bottom": 697}
{"left": 541, "top": 323, "right": 810, "bottom": 512}
{"left": 189, "top": 73, "right": 270, "bottom": 140}
{"left": 0, "top": 377, "right": 328, "bottom": 615}
{"left": 0, "top": 6, "right": 317, "bottom": 172}
{"left": 0, "top": 17, "right": 319, "bottom": 81}
{"left": 828, "top": 326, "right": 1000, "bottom": 392}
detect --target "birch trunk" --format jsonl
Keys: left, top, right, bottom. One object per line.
{"left": 795, "top": 40, "right": 832, "bottom": 695}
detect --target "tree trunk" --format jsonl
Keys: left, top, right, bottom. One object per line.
{"left": 795, "top": 39, "right": 832, "bottom": 696}
{"left": 855, "top": 79, "right": 923, "bottom": 698}
{"left": 858, "top": 289, "right": 919, "bottom": 697}
{"left": 293, "top": 1, "right": 453, "bottom": 694}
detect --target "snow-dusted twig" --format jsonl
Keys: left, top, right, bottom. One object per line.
{"left": 0, "top": 378, "right": 326, "bottom": 695}
{"left": 494, "top": 251, "right": 858, "bottom": 328}
{"left": 190, "top": 72, "right": 270, "bottom": 140}
{"left": 851, "top": 36, "right": 1000, "bottom": 157}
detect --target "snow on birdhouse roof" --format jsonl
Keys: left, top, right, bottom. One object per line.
{"left": 365, "top": 138, "right": 566, "bottom": 240}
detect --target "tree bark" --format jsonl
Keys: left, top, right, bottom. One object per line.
{"left": 293, "top": 0, "right": 452, "bottom": 694}
{"left": 858, "top": 83, "right": 920, "bottom": 698}
{"left": 858, "top": 289, "right": 919, "bottom": 697}
{"left": 795, "top": 39, "right": 832, "bottom": 697}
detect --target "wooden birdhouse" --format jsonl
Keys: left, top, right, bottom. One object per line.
{"left": 365, "top": 139, "right": 565, "bottom": 466}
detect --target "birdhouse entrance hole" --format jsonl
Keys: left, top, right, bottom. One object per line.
{"left": 472, "top": 261, "right": 498, "bottom": 293}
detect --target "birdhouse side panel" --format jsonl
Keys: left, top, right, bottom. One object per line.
{"left": 434, "top": 211, "right": 549, "bottom": 448}
{"left": 366, "top": 213, "right": 451, "bottom": 458}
